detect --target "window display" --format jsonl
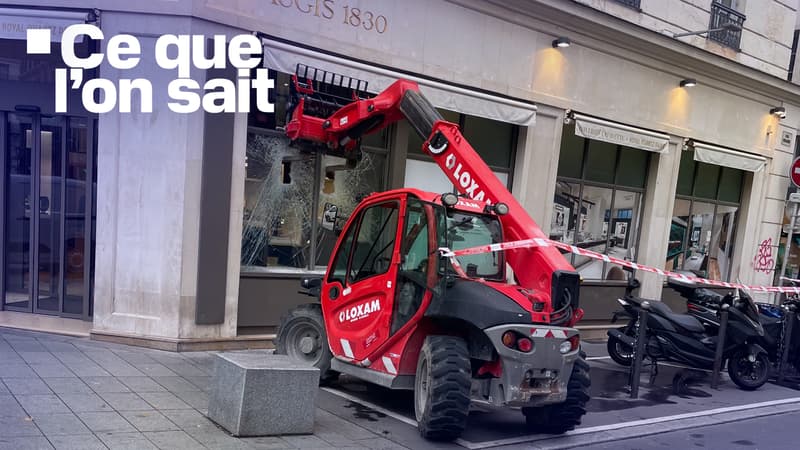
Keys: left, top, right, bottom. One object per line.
{"left": 668, "top": 150, "right": 743, "bottom": 281}
{"left": 552, "top": 124, "right": 649, "bottom": 280}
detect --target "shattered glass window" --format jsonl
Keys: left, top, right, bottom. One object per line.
{"left": 315, "top": 152, "right": 387, "bottom": 269}
{"left": 241, "top": 131, "right": 315, "bottom": 270}
{"left": 241, "top": 67, "right": 391, "bottom": 274}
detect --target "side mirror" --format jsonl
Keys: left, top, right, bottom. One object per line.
{"left": 301, "top": 278, "right": 322, "bottom": 289}
{"left": 321, "top": 203, "right": 339, "bottom": 231}
{"left": 625, "top": 277, "right": 641, "bottom": 296}
{"left": 299, "top": 277, "right": 322, "bottom": 298}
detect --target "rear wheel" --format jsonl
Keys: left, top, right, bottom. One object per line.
{"left": 414, "top": 335, "right": 471, "bottom": 441}
{"left": 522, "top": 351, "right": 590, "bottom": 434}
{"left": 607, "top": 327, "right": 634, "bottom": 366}
{"left": 274, "top": 304, "right": 338, "bottom": 384}
{"left": 728, "top": 348, "right": 769, "bottom": 391}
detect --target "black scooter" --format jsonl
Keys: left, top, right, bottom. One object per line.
{"left": 607, "top": 278, "right": 770, "bottom": 391}
{"left": 676, "top": 279, "right": 800, "bottom": 382}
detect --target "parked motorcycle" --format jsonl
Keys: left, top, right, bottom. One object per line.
{"left": 677, "top": 279, "right": 800, "bottom": 382}
{"left": 607, "top": 278, "right": 770, "bottom": 391}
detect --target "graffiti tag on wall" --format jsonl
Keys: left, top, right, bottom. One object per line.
{"left": 754, "top": 238, "right": 775, "bottom": 274}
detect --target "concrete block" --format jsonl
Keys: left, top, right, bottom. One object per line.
{"left": 208, "top": 352, "right": 318, "bottom": 436}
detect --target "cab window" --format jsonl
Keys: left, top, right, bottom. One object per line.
{"left": 349, "top": 202, "right": 400, "bottom": 283}
{"left": 446, "top": 211, "right": 504, "bottom": 281}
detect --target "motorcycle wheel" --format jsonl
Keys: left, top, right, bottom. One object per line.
{"left": 728, "top": 348, "right": 770, "bottom": 391}
{"left": 607, "top": 327, "right": 635, "bottom": 367}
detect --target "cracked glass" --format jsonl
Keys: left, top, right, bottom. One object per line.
{"left": 241, "top": 67, "right": 390, "bottom": 273}
{"left": 315, "top": 152, "right": 387, "bottom": 269}
{"left": 241, "top": 131, "right": 315, "bottom": 270}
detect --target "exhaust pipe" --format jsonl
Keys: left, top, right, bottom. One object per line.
{"left": 607, "top": 329, "right": 635, "bottom": 348}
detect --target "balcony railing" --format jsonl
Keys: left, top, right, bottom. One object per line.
{"left": 708, "top": 2, "right": 746, "bottom": 50}
{"left": 611, "top": 0, "right": 641, "bottom": 9}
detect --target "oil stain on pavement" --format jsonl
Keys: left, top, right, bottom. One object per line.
{"left": 588, "top": 365, "right": 711, "bottom": 412}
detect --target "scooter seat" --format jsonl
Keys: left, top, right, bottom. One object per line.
{"left": 647, "top": 301, "right": 705, "bottom": 333}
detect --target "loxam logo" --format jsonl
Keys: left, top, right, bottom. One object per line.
{"left": 441, "top": 152, "right": 493, "bottom": 205}
{"left": 456, "top": 199, "right": 481, "bottom": 209}
{"left": 339, "top": 299, "right": 381, "bottom": 323}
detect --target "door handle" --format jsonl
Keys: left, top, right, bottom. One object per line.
{"left": 329, "top": 286, "right": 340, "bottom": 300}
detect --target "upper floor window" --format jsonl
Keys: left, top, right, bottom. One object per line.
{"left": 611, "top": 0, "right": 641, "bottom": 10}
{"left": 709, "top": 1, "right": 746, "bottom": 50}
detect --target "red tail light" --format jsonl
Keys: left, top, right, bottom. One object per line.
{"left": 502, "top": 331, "right": 534, "bottom": 352}
{"left": 517, "top": 337, "right": 533, "bottom": 352}
{"left": 568, "top": 335, "right": 580, "bottom": 352}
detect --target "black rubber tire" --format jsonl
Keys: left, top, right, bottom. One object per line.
{"left": 607, "top": 327, "right": 634, "bottom": 367}
{"left": 274, "top": 304, "right": 338, "bottom": 385}
{"left": 728, "top": 348, "right": 769, "bottom": 391}
{"left": 522, "top": 350, "right": 591, "bottom": 434}
{"left": 414, "top": 335, "right": 471, "bottom": 441}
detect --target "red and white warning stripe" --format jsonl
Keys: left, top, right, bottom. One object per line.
{"left": 440, "top": 238, "right": 800, "bottom": 294}
{"left": 531, "top": 328, "right": 568, "bottom": 338}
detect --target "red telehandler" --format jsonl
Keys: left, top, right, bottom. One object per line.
{"left": 275, "top": 65, "right": 590, "bottom": 441}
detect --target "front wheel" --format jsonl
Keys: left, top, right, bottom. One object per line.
{"left": 728, "top": 348, "right": 769, "bottom": 391}
{"left": 414, "top": 335, "right": 471, "bottom": 441}
{"left": 607, "top": 326, "right": 635, "bottom": 366}
{"left": 274, "top": 304, "right": 338, "bottom": 384}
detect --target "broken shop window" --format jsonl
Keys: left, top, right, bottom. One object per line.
{"left": 241, "top": 131, "right": 387, "bottom": 272}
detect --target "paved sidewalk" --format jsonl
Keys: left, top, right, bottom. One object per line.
{"left": 0, "top": 327, "right": 408, "bottom": 450}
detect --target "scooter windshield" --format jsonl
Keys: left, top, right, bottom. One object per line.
{"left": 739, "top": 290, "right": 764, "bottom": 335}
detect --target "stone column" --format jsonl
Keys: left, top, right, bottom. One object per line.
{"left": 91, "top": 12, "right": 245, "bottom": 350}
{"left": 735, "top": 135, "right": 789, "bottom": 301}
{"left": 512, "top": 105, "right": 565, "bottom": 232}
{"left": 636, "top": 139, "right": 682, "bottom": 300}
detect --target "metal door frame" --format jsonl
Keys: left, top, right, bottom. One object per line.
{"left": 34, "top": 115, "right": 71, "bottom": 317}
{"left": 0, "top": 111, "right": 5, "bottom": 312}
{"left": 2, "top": 112, "right": 94, "bottom": 319}
{"left": 81, "top": 118, "right": 95, "bottom": 321}
{"left": 2, "top": 112, "right": 37, "bottom": 313}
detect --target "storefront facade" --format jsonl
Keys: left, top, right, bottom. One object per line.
{"left": 2, "top": 0, "right": 800, "bottom": 346}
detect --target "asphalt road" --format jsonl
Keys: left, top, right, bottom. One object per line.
{"left": 320, "top": 342, "right": 800, "bottom": 449}
{"left": 588, "top": 410, "right": 800, "bottom": 450}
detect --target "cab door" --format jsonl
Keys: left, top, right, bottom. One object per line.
{"left": 321, "top": 197, "right": 403, "bottom": 362}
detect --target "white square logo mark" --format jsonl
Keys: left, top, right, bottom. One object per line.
{"left": 26, "top": 29, "right": 52, "bottom": 55}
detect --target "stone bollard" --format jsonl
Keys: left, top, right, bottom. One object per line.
{"left": 208, "top": 352, "right": 319, "bottom": 436}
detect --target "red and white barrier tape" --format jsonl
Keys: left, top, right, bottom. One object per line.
{"left": 781, "top": 276, "right": 800, "bottom": 285}
{"left": 439, "top": 237, "right": 800, "bottom": 294}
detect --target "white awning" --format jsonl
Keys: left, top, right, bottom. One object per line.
{"left": 691, "top": 141, "right": 766, "bottom": 172}
{"left": 573, "top": 113, "right": 670, "bottom": 153}
{"left": 0, "top": 7, "right": 91, "bottom": 41}
{"left": 260, "top": 39, "right": 536, "bottom": 126}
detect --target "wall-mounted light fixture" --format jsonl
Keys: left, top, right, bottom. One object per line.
{"left": 770, "top": 106, "right": 787, "bottom": 119}
{"left": 552, "top": 37, "right": 571, "bottom": 48}
{"left": 679, "top": 78, "right": 697, "bottom": 88}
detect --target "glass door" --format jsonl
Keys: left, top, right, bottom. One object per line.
{"left": 3, "top": 113, "right": 34, "bottom": 312}
{"left": 35, "top": 116, "right": 65, "bottom": 314}
{"left": 2, "top": 112, "right": 92, "bottom": 319}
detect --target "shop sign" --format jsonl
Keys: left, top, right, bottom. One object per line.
{"left": 0, "top": 13, "right": 79, "bottom": 41}
{"left": 574, "top": 116, "right": 669, "bottom": 153}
